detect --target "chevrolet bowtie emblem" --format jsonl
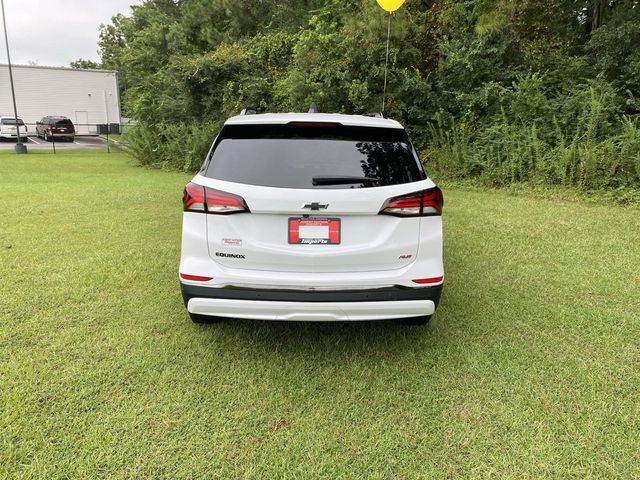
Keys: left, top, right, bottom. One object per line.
{"left": 302, "top": 202, "right": 329, "bottom": 211}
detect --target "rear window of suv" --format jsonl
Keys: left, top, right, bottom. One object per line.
{"left": 53, "top": 118, "right": 73, "bottom": 125}
{"left": 1, "top": 118, "right": 24, "bottom": 126}
{"left": 203, "top": 123, "right": 426, "bottom": 189}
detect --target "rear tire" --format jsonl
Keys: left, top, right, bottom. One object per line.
{"left": 397, "top": 315, "right": 432, "bottom": 326}
{"left": 189, "top": 312, "right": 222, "bottom": 324}
{"left": 44, "top": 131, "right": 49, "bottom": 141}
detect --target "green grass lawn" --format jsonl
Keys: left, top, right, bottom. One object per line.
{"left": 1, "top": 150, "right": 639, "bottom": 479}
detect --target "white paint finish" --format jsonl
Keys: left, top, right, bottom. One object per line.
{"left": 0, "top": 124, "right": 27, "bottom": 138}
{"left": 225, "top": 112, "right": 403, "bottom": 129}
{"left": 195, "top": 175, "right": 436, "bottom": 274}
{"left": 0, "top": 64, "right": 120, "bottom": 127}
{"left": 188, "top": 298, "right": 435, "bottom": 321}
{"left": 179, "top": 216, "right": 443, "bottom": 287}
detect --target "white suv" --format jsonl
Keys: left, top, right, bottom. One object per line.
{"left": 0, "top": 116, "right": 28, "bottom": 141}
{"left": 179, "top": 111, "right": 444, "bottom": 325}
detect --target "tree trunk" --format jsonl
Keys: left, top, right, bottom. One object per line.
{"left": 592, "top": 0, "right": 604, "bottom": 31}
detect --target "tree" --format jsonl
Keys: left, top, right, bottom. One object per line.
{"left": 97, "top": 0, "right": 640, "bottom": 195}
{"left": 70, "top": 59, "right": 101, "bottom": 69}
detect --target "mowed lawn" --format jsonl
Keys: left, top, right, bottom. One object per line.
{"left": 1, "top": 150, "right": 639, "bottom": 479}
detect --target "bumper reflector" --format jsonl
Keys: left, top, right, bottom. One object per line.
{"left": 412, "top": 276, "right": 443, "bottom": 285}
{"left": 180, "top": 273, "right": 213, "bottom": 282}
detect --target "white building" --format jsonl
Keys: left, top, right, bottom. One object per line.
{"left": 0, "top": 64, "right": 120, "bottom": 134}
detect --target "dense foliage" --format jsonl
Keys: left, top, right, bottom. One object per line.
{"left": 99, "top": 0, "right": 640, "bottom": 197}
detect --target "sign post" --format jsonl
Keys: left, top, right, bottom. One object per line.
{"left": 1, "top": 0, "right": 26, "bottom": 154}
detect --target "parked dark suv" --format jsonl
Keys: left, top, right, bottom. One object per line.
{"left": 36, "top": 116, "right": 75, "bottom": 142}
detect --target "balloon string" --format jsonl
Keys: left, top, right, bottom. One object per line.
{"left": 382, "top": 13, "right": 391, "bottom": 113}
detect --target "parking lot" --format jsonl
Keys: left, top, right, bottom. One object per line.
{"left": 0, "top": 135, "right": 107, "bottom": 150}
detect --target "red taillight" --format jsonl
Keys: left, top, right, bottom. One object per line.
{"left": 412, "top": 276, "right": 444, "bottom": 284}
{"left": 180, "top": 273, "right": 213, "bottom": 282}
{"left": 379, "top": 186, "right": 443, "bottom": 217}
{"left": 287, "top": 122, "right": 341, "bottom": 128}
{"left": 183, "top": 182, "right": 206, "bottom": 212}
{"left": 182, "top": 182, "right": 250, "bottom": 214}
{"left": 205, "top": 187, "right": 250, "bottom": 214}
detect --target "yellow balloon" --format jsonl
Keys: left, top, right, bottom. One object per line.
{"left": 376, "top": 0, "right": 405, "bottom": 12}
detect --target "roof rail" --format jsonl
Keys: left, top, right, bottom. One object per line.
{"left": 364, "top": 112, "right": 385, "bottom": 118}
{"left": 308, "top": 102, "right": 319, "bottom": 113}
{"left": 239, "top": 108, "right": 258, "bottom": 116}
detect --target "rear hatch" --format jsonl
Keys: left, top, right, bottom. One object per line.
{"left": 199, "top": 122, "right": 429, "bottom": 274}
{"left": 51, "top": 118, "right": 75, "bottom": 134}
{"left": 1, "top": 118, "right": 26, "bottom": 135}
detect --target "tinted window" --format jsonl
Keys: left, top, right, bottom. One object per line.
{"left": 204, "top": 124, "right": 426, "bottom": 189}
{"left": 1, "top": 118, "right": 24, "bottom": 126}
{"left": 54, "top": 118, "right": 73, "bottom": 125}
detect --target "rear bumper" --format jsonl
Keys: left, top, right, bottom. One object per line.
{"left": 48, "top": 133, "right": 74, "bottom": 139}
{"left": 181, "top": 283, "right": 442, "bottom": 321}
{"left": 0, "top": 133, "right": 27, "bottom": 139}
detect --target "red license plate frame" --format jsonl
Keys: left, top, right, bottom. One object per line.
{"left": 288, "top": 217, "right": 341, "bottom": 245}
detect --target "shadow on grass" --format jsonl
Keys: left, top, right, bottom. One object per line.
{"left": 186, "top": 322, "right": 435, "bottom": 383}
{"left": 182, "top": 284, "right": 477, "bottom": 364}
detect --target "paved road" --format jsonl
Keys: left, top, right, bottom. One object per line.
{"left": 0, "top": 136, "right": 107, "bottom": 150}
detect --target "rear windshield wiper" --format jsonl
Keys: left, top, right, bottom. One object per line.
{"left": 312, "top": 176, "right": 378, "bottom": 186}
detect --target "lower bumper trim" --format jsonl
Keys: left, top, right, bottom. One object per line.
{"left": 188, "top": 298, "right": 436, "bottom": 321}
{"left": 181, "top": 283, "right": 443, "bottom": 305}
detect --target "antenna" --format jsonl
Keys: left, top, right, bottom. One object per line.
{"left": 382, "top": 13, "right": 391, "bottom": 114}
{"left": 308, "top": 102, "right": 319, "bottom": 113}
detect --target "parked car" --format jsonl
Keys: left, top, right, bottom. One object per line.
{"left": 179, "top": 109, "right": 444, "bottom": 325}
{"left": 0, "top": 116, "right": 27, "bottom": 141}
{"left": 36, "top": 116, "right": 75, "bottom": 142}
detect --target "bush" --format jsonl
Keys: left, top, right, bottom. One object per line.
{"left": 126, "top": 121, "right": 221, "bottom": 171}
{"left": 425, "top": 112, "right": 640, "bottom": 195}
{"left": 422, "top": 69, "right": 640, "bottom": 199}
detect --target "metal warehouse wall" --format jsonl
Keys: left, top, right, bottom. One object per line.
{"left": 0, "top": 64, "right": 120, "bottom": 134}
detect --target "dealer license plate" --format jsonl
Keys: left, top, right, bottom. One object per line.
{"left": 288, "top": 217, "right": 341, "bottom": 245}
